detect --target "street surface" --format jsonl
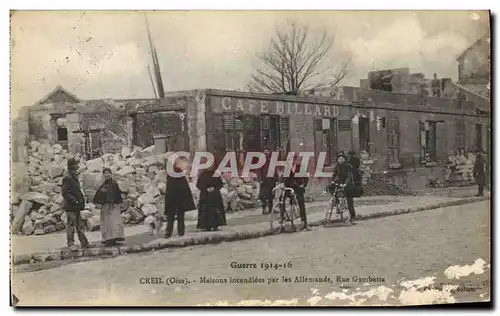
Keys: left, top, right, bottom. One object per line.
{"left": 12, "top": 196, "right": 400, "bottom": 256}
{"left": 12, "top": 201, "right": 490, "bottom": 306}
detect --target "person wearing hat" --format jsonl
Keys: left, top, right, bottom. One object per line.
{"left": 196, "top": 157, "right": 227, "bottom": 232}
{"left": 94, "top": 167, "right": 125, "bottom": 246}
{"left": 331, "top": 151, "right": 356, "bottom": 224}
{"left": 347, "top": 150, "right": 360, "bottom": 170}
{"left": 61, "top": 158, "right": 89, "bottom": 250}
{"left": 165, "top": 156, "right": 197, "bottom": 238}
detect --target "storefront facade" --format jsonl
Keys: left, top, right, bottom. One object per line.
{"left": 22, "top": 87, "right": 490, "bottom": 188}
{"left": 202, "top": 89, "right": 490, "bottom": 183}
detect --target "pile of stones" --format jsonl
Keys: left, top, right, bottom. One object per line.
{"left": 11, "top": 142, "right": 261, "bottom": 236}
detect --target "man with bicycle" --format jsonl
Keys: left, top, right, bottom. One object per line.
{"left": 258, "top": 148, "right": 278, "bottom": 215}
{"left": 284, "top": 154, "right": 310, "bottom": 231}
{"left": 331, "top": 151, "right": 356, "bottom": 224}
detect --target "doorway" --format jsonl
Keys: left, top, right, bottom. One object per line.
{"left": 475, "top": 124, "right": 483, "bottom": 151}
{"left": 359, "top": 117, "right": 370, "bottom": 154}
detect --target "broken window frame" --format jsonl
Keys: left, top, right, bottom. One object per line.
{"left": 455, "top": 118, "right": 466, "bottom": 152}
{"left": 386, "top": 115, "right": 400, "bottom": 165}
{"left": 213, "top": 113, "right": 290, "bottom": 154}
{"left": 359, "top": 117, "right": 371, "bottom": 154}
{"left": 57, "top": 127, "right": 68, "bottom": 142}
{"left": 313, "top": 118, "right": 337, "bottom": 167}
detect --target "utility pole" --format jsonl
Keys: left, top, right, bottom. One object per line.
{"left": 144, "top": 13, "right": 165, "bottom": 98}
{"left": 147, "top": 65, "right": 158, "bottom": 98}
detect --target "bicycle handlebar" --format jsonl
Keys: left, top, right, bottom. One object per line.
{"left": 331, "top": 182, "right": 347, "bottom": 188}
{"left": 272, "top": 184, "right": 295, "bottom": 194}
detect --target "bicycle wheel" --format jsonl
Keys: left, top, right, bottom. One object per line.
{"left": 338, "top": 197, "right": 350, "bottom": 223}
{"left": 288, "top": 199, "right": 297, "bottom": 231}
{"left": 269, "top": 202, "right": 278, "bottom": 230}
{"left": 324, "top": 198, "right": 334, "bottom": 227}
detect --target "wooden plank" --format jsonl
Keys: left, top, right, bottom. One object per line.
{"left": 128, "top": 107, "right": 185, "bottom": 115}
{"left": 72, "top": 129, "right": 102, "bottom": 134}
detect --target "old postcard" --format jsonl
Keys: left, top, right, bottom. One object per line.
{"left": 10, "top": 10, "right": 491, "bottom": 306}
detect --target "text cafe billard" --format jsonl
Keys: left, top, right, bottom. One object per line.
{"left": 217, "top": 96, "right": 340, "bottom": 118}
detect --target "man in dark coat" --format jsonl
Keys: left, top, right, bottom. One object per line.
{"left": 473, "top": 151, "right": 486, "bottom": 197}
{"left": 165, "top": 158, "right": 196, "bottom": 238}
{"left": 258, "top": 148, "right": 278, "bottom": 215}
{"left": 61, "top": 158, "right": 89, "bottom": 250}
{"left": 347, "top": 150, "right": 360, "bottom": 169}
{"left": 331, "top": 152, "right": 356, "bottom": 223}
{"left": 284, "top": 155, "right": 310, "bottom": 230}
{"left": 196, "top": 164, "right": 227, "bottom": 231}
{"left": 347, "top": 150, "right": 363, "bottom": 198}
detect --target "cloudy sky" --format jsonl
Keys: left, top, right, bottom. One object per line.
{"left": 10, "top": 10, "right": 489, "bottom": 114}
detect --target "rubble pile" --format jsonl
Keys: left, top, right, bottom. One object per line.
{"left": 220, "top": 174, "right": 261, "bottom": 212}
{"left": 11, "top": 141, "right": 75, "bottom": 236}
{"left": 12, "top": 141, "right": 261, "bottom": 236}
{"left": 363, "top": 178, "right": 416, "bottom": 196}
{"left": 443, "top": 152, "right": 477, "bottom": 187}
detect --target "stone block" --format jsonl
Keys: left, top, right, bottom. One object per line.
{"left": 12, "top": 200, "right": 33, "bottom": 234}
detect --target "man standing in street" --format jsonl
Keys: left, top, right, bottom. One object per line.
{"left": 347, "top": 150, "right": 363, "bottom": 198}
{"left": 284, "top": 154, "right": 310, "bottom": 231}
{"left": 166, "top": 157, "right": 197, "bottom": 237}
{"left": 347, "top": 150, "right": 360, "bottom": 170}
{"left": 61, "top": 158, "right": 89, "bottom": 251}
{"left": 258, "top": 148, "right": 277, "bottom": 215}
{"left": 473, "top": 151, "right": 486, "bottom": 197}
{"left": 332, "top": 151, "right": 356, "bottom": 224}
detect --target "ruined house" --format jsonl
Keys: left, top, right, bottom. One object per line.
{"left": 12, "top": 79, "right": 490, "bottom": 190}
{"left": 11, "top": 33, "right": 492, "bottom": 190}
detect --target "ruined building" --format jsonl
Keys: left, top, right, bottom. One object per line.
{"left": 12, "top": 80, "right": 489, "bottom": 190}
{"left": 11, "top": 33, "right": 490, "bottom": 190}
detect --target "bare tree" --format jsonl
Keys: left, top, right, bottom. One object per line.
{"left": 248, "top": 21, "right": 350, "bottom": 95}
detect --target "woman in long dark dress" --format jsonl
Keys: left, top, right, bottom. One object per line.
{"left": 164, "top": 157, "right": 196, "bottom": 238}
{"left": 196, "top": 165, "right": 227, "bottom": 231}
{"left": 93, "top": 168, "right": 125, "bottom": 246}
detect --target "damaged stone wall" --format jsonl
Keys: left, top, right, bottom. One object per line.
{"left": 11, "top": 111, "right": 30, "bottom": 163}
{"left": 186, "top": 90, "right": 204, "bottom": 155}
{"left": 79, "top": 111, "right": 128, "bottom": 154}
{"left": 28, "top": 111, "right": 51, "bottom": 142}
{"left": 126, "top": 93, "right": 197, "bottom": 153}
{"left": 24, "top": 94, "right": 199, "bottom": 158}
{"left": 134, "top": 112, "right": 187, "bottom": 150}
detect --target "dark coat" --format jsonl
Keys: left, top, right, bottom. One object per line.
{"left": 165, "top": 169, "right": 196, "bottom": 214}
{"left": 348, "top": 156, "right": 362, "bottom": 187}
{"left": 473, "top": 155, "right": 486, "bottom": 185}
{"left": 61, "top": 171, "right": 85, "bottom": 211}
{"left": 332, "top": 162, "right": 355, "bottom": 189}
{"left": 196, "top": 169, "right": 227, "bottom": 228}
{"left": 284, "top": 164, "right": 309, "bottom": 195}
{"left": 93, "top": 178, "right": 123, "bottom": 205}
{"left": 258, "top": 158, "right": 278, "bottom": 201}
{"left": 348, "top": 156, "right": 361, "bottom": 170}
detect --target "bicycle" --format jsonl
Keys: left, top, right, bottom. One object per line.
{"left": 323, "top": 182, "right": 351, "bottom": 226}
{"left": 269, "top": 182, "right": 300, "bottom": 231}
